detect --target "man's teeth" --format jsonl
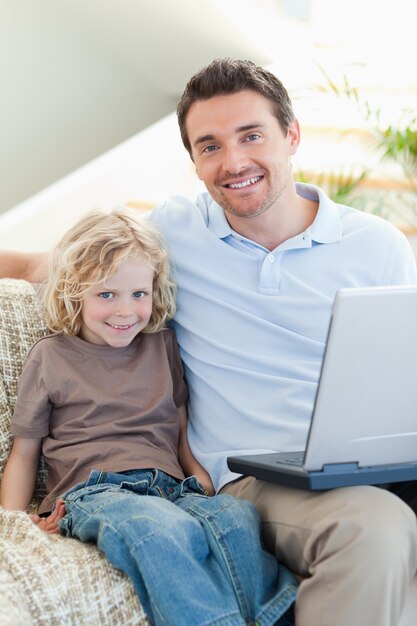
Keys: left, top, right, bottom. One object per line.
{"left": 227, "top": 176, "right": 261, "bottom": 189}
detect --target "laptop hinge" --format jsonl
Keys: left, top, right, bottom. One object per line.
{"left": 322, "top": 462, "right": 359, "bottom": 474}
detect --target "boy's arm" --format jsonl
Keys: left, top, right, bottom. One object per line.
{"left": 0, "top": 250, "right": 49, "bottom": 282}
{"left": 178, "top": 404, "right": 215, "bottom": 496}
{"left": 0, "top": 436, "right": 43, "bottom": 510}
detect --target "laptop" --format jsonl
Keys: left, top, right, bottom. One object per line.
{"left": 227, "top": 285, "right": 417, "bottom": 490}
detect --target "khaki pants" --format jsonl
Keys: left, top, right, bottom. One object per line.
{"left": 221, "top": 477, "right": 417, "bottom": 626}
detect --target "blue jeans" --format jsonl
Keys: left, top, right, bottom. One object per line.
{"left": 59, "top": 469, "right": 296, "bottom": 626}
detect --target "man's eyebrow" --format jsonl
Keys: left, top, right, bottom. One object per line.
{"left": 193, "top": 134, "right": 216, "bottom": 148}
{"left": 193, "top": 123, "right": 265, "bottom": 148}
{"left": 236, "top": 123, "right": 264, "bottom": 133}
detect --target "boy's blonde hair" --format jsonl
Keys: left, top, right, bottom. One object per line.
{"left": 44, "top": 208, "right": 176, "bottom": 335}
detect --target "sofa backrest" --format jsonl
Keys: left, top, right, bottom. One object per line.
{"left": 0, "top": 279, "right": 50, "bottom": 505}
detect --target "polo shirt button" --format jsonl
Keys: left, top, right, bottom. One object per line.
{"left": 267, "top": 254, "right": 275, "bottom": 263}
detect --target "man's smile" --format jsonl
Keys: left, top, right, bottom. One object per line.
{"left": 224, "top": 176, "right": 263, "bottom": 189}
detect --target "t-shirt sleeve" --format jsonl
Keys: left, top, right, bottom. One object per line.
{"left": 11, "top": 352, "right": 52, "bottom": 439}
{"left": 164, "top": 329, "right": 188, "bottom": 408}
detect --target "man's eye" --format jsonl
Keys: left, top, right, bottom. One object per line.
{"left": 133, "top": 291, "right": 145, "bottom": 299}
{"left": 246, "top": 134, "right": 260, "bottom": 142}
{"left": 203, "top": 145, "right": 218, "bottom": 153}
{"left": 99, "top": 292, "right": 114, "bottom": 299}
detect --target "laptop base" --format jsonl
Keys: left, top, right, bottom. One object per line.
{"left": 227, "top": 453, "right": 417, "bottom": 490}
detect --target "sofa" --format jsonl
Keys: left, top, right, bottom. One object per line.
{"left": 0, "top": 278, "right": 415, "bottom": 625}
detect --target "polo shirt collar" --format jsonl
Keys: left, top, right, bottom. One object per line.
{"left": 296, "top": 183, "right": 342, "bottom": 244}
{"left": 205, "top": 182, "right": 343, "bottom": 244}
{"left": 207, "top": 202, "right": 234, "bottom": 239}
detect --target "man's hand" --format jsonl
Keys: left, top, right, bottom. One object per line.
{"left": 29, "top": 499, "right": 66, "bottom": 535}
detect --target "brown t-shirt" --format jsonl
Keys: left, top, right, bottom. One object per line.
{"left": 11, "top": 329, "right": 188, "bottom": 514}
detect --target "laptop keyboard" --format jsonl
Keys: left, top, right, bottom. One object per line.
{"left": 276, "top": 452, "right": 304, "bottom": 466}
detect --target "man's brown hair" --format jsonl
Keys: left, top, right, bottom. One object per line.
{"left": 177, "top": 58, "right": 295, "bottom": 157}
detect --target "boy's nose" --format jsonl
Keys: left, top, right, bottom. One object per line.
{"left": 116, "top": 300, "right": 134, "bottom": 316}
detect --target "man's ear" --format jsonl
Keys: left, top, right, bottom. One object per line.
{"left": 287, "top": 119, "right": 301, "bottom": 155}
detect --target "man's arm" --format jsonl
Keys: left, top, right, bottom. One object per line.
{"left": 0, "top": 250, "right": 49, "bottom": 282}
{"left": 178, "top": 404, "right": 215, "bottom": 495}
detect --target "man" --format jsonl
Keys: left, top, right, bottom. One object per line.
{"left": 2, "top": 59, "right": 417, "bottom": 626}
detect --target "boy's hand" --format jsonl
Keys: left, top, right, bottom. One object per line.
{"left": 29, "top": 499, "right": 66, "bottom": 534}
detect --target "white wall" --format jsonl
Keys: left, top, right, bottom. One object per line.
{"left": 0, "top": 111, "right": 204, "bottom": 251}
{"left": 0, "top": 0, "right": 268, "bottom": 216}
{"left": 1, "top": 1, "right": 415, "bottom": 253}
{"left": 0, "top": 1, "right": 176, "bottom": 214}
{"left": 1, "top": 107, "right": 416, "bottom": 262}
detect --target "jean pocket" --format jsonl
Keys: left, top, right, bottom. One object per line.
{"left": 64, "top": 483, "right": 121, "bottom": 506}
{"left": 181, "top": 475, "right": 208, "bottom": 497}
{"left": 119, "top": 479, "right": 153, "bottom": 495}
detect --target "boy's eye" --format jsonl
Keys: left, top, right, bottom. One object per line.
{"left": 133, "top": 291, "right": 145, "bottom": 299}
{"left": 99, "top": 292, "right": 114, "bottom": 299}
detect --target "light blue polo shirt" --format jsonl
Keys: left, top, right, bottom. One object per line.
{"left": 150, "top": 183, "right": 417, "bottom": 491}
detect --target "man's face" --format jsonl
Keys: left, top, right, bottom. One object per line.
{"left": 186, "top": 90, "right": 299, "bottom": 222}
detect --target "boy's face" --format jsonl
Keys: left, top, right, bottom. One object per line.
{"left": 185, "top": 89, "right": 299, "bottom": 224}
{"left": 79, "top": 255, "right": 154, "bottom": 348}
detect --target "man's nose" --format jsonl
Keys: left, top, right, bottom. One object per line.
{"left": 221, "top": 145, "right": 248, "bottom": 175}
